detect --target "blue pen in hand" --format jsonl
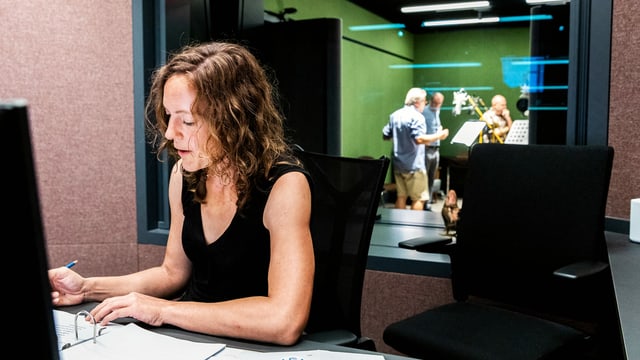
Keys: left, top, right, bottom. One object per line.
{"left": 65, "top": 260, "right": 78, "bottom": 269}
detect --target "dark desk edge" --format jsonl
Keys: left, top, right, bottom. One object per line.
{"left": 367, "top": 245, "right": 451, "bottom": 277}
{"left": 605, "top": 216, "right": 630, "bottom": 235}
{"left": 368, "top": 216, "right": 629, "bottom": 278}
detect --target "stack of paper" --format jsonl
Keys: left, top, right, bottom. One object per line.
{"left": 55, "top": 309, "right": 385, "bottom": 360}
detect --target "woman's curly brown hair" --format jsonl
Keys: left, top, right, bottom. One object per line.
{"left": 144, "top": 41, "right": 297, "bottom": 210}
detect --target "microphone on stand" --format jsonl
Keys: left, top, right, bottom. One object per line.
{"left": 452, "top": 88, "right": 468, "bottom": 116}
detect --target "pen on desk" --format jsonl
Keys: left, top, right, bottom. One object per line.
{"left": 65, "top": 260, "right": 78, "bottom": 269}
{"left": 209, "top": 345, "right": 226, "bottom": 358}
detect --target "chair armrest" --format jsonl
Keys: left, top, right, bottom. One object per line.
{"left": 414, "top": 237, "right": 456, "bottom": 255}
{"left": 301, "top": 330, "right": 377, "bottom": 351}
{"left": 301, "top": 329, "right": 358, "bottom": 346}
{"left": 552, "top": 260, "right": 609, "bottom": 279}
{"left": 399, "top": 235, "right": 453, "bottom": 250}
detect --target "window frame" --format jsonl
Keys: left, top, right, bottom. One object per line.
{"left": 134, "top": 0, "right": 172, "bottom": 245}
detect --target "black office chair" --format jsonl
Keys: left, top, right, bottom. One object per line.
{"left": 383, "top": 144, "right": 620, "bottom": 360}
{"left": 293, "top": 145, "right": 390, "bottom": 351}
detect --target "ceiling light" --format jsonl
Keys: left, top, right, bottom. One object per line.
{"left": 348, "top": 24, "right": 406, "bottom": 31}
{"left": 525, "top": 0, "right": 570, "bottom": 4}
{"left": 499, "top": 14, "right": 553, "bottom": 22}
{"left": 402, "top": 1, "right": 491, "bottom": 13}
{"left": 389, "top": 62, "right": 482, "bottom": 69}
{"left": 421, "top": 16, "right": 499, "bottom": 27}
{"left": 420, "top": 14, "right": 553, "bottom": 28}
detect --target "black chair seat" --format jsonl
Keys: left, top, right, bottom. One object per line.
{"left": 384, "top": 302, "right": 587, "bottom": 360}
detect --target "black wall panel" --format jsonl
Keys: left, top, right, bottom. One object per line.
{"left": 528, "top": 4, "right": 570, "bottom": 144}
{"left": 241, "top": 18, "right": 342, "bottom": 155}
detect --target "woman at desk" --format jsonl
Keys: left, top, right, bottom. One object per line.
{"left": 48, "top": 42, "right": 315, "bottom": 346}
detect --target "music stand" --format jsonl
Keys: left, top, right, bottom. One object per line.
{"left": 450, "top": 120, "right": 487, "bottom": 147}
{"left": 443, "top": 121, "right": 486, "bottom": 194}
{"left": 505, "top": 119, "right": 529, "bottom": 144}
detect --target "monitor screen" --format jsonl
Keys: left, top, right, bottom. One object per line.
{"left": 2, "top": 99, "right": 60, "bottom": 359}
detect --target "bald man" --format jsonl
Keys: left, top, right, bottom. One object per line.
{"left": 482, "top": 94, "right": 513, "bottom": 143}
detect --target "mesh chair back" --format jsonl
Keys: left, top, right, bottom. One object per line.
{"left": 454, "top": 144, "right": 614, "bottom": 317}
{"left": 294, "top": 146, "right": 390, "bottom": 338}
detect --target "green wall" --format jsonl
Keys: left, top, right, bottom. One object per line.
{"left": 341, "top": 40, "right": 413, "bottom": 159}
{"left": 413, "top": 27, "right": 530, "bottom": 157}
{"left": 264, "top": 0, "right": 530, "bottom": 178}
{"left": 264, "top": 0, "right": 414, "bottom": 161}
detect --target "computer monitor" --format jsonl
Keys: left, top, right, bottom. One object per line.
{"left": 2, "top": 99, "right": 60, "bottom": 359}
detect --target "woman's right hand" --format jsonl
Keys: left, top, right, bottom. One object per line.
{"left": 49, "top": 266, "right": 86, "bottom": 306}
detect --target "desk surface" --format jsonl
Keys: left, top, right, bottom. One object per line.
{"left": 605, "top": 231, "right": 640, "bottom": 360}
{"left": 376, "top": 207, "right": 445, "bottom": 228}
{"left": 369, "top": 209, "right": 451, "bottom": 277}
{"left": 59, "top": 304, "right": 416, "bottom": 360}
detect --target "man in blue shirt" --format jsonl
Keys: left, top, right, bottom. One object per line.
{"left": 382, "top": 88, "right": 439, "bottom": 210}
{"left": 422, "top": 92, "right": 449, "bottom": 209}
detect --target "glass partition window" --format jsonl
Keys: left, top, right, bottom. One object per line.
{"left": 134, "top": 0, "right": 610, "bottom": 244}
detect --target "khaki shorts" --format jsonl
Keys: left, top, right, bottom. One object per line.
{"left": 394, "top": 169, "right": 429, "bottom": 202}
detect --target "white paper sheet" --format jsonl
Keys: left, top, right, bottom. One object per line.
{"left": 59, "top": 322, "right": 225, "bottom": 360}
{"left": 450, "top": 120, "right": 487, "bottom": 147}
{"left": 215, "top": 348, "right": 385, "bottom": 360}
{"left": 56, "top": 309, "right": 384, "bottom": 360}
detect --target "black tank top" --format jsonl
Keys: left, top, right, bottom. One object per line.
{"left": 180, "top": 162, "right": 310, "bottom": 302}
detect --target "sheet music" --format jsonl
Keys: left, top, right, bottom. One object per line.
{"left": 59, "top": 322, "right": 226, "bottom": 360}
